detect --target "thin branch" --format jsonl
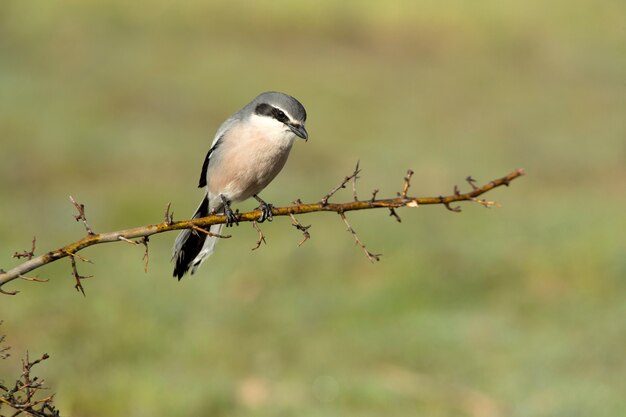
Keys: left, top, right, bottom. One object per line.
{"left": 65, "top": 251, "right": 92, "bottom": 264}
{"left": 400, "top": 169, "right": 414, "bottom": 198}
{"left": 352, "top": 160, "right": 360, "bottom": 201}
{"left": 320, "top": 162, "right": 362, "bottom": 206}
{"left": 191, "top": 225, "right": 232, "bottom": 239}
{"left": 141, "top": 237, "right": 149, "bottom": 273}
{"left": 251, "top": 221, "right": 266, "bottom": 251}
{"left": 339, "top": 212, "right": 381, "bottom": 262}
{"left": 288, "top": 213, "right": 311, "bottom": 246}
{"left": 164, "top": 202, "right": 174, "bottom": 226}
{"left": 0, "top": 168, "right": 524, "bottom": 293}
{"left": 388, "top": 208, "right": 402, "bottom": 223}
{"left": 19, "top": 274, "right": 48, "bottom": 283}
{"left": 69, "top": 196, "right": 95, "bottom": 235}
{"left": 0, "top": 348, "right": 60, "bottom": 416}
{"left": 440, "top": 195, "right": 462, "bottom": 212}
{"left": 69, "top": 256, "right": 91, "bottom": 296}
{"left": 370, "top": 189, "right": 379, "bottom": 203}
{"left": 466, "top": 175, "right": 479, "bottom": 191}
{"left": 13, "top": 237, "right": 36, "bottom": 260}
{"left": 118, "top": 236, "right": 151, "bottom": 272}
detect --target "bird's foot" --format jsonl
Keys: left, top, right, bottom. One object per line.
{"left": 254, "top": 195, "right": 274, "bottom": 223}
{"left": 220, "top": 195, "right": 239, "bottom": 227}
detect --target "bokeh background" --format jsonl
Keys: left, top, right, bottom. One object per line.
{"left": 1, "top": 1, "right": 625, "bottom": 416}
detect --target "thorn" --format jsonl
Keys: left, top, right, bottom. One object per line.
{"left": 191, "top": 225, "right": 231, "bottom": 239}
{"left": 466, "top": 176, "right": 479, "bottom": 191}
{"left": 65, "top": 251, "right": 93, "bottom": 264}
{"left": 388, "top": 208, "right": 402, "bottom": 223}
{"left": 471, "top": 198, "right": 500, "bottom": 208}
{"left": 440, "top": 196, "right": 462, "bottom": 213}
{"left": 118, "top": 236, "right": 139, "bottom": 245}
{"left": 18, "top": 274, "right": 48, "bottom": 283}
{"left": 164, "top": 202, "right": 174, "bottom": 225}
{"left": 69, "top": 196, "right": 95, "bottom": 235}
{"left": 400, "top": 169, "right": 414, "bottom": 198}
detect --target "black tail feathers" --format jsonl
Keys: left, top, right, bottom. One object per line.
{"left": 172, "top": 196, "right": 209, "bottom": 280}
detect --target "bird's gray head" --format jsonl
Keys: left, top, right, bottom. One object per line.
{"left": 249, "top": 91, "right": 308, "bottom": 141}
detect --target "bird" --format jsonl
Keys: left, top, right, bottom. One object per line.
{"left": 172, "top": 91, "right": 308, "bottom": 279}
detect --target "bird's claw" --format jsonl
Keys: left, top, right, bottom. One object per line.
{"left": 224, "top": 204, "right": 239, "bottom": 227}
{"left": 257, "top": 201, "right": 274, "bottom": 223}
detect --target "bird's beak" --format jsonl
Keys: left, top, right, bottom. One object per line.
{"left": 289, "top": 123, "right": 308, "bottom": 141}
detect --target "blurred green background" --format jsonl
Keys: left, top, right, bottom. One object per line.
{"left": 1, "top": 1, "right": 625, "bottom": 416}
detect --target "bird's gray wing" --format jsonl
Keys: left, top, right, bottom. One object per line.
{"left": 198, "top": 115, "right": 241, "bottom": 188}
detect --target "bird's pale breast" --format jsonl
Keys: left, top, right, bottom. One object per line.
{"left": 206, "top": 122, "right": 294, "bottom": 202}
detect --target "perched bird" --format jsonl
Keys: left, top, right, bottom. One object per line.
{"left": 172, "top": 91, "right": 308, "bottom": 279}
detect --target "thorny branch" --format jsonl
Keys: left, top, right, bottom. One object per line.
{"left": 320, "top": 161, "right": 361, "bottom": 206}
{"left": 339, "top": 212, "right": 381, "bottom": 262}
{"left": 0, "top": 324, "right": 60, "bottom": 416}
{"left": 289, "top": 213, "right": 311, "bottom": 247}
{"left": 251, "top": 221, "right": 267, "bottom": 251}
{"left": 69, "top": 255, "right": 92, "bottom": 296}
{"left": 13, "top": 237, "right": 36, "bottom": 260}
{"left": 0, "top": 167, "right": 524, "bottom": 294}
{"left": 69, "top": 195, "right": 94, "bottom": 235}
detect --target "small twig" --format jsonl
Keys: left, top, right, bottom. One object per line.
{"left": 321, "top": 161, "right": 362, "bottom": 206}
{"left": 191, "top": 225, "right": 232, "bottom": 239}
{"left": 471, "top": 198, "right": 500, "bottom": 208}
{"left": 0, "top": 286, "right": 18, "bottom": 295}
{"left": 19, "top": 274, "right": 48, "bottom": 283}
{"left": 118, "top": 236, "right": 138, "bottom": 245}
{"left": 69, "top": 256, "right": 92, "bottom": 296}
{"left": 288, "top": 213, "right": 311, "bottom": 246}
{"left": 339, "top": 212, "right": 381, "bottom": 262}
{"left": 370, "top": 189, "right": 379, "bottom": 203}
{"left": 1, "top": 321, "right": 11, "bottom": 360}
{"left": 466, "top": 175, "right": 479, "bottom": 191}
{"left": 117, "top": 236, "right": 150, "bottom": 272}
{"left": 69, "top": 196, "right": 95, "bottom": 235}
{"left": 440, "top": 196, "right": 462, "bottom": 212}
{"left": 352, "top": 160, "right": 360, "bottom": 201}
{"left": 400, "top": 169, "right": 414, "bottom": 198}
{"left": 388, "top": 208, "right": 402, "bottom": 223}
{"left": 141, "top": 237, "right": 149, "bottom": 273}
{"left": 251, "top": 221, "right": 266, "bottom": 251}
{"left": 164, "top": 202, "right": 174, "bottom": 225}
{"left": 65, "top": 251, "right": 93, "bottom": 264}
{"left": 12, "top": 236, "right": 36, "bottom": 260}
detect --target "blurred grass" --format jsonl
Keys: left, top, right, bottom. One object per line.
{"left": 1, "top": 0, "right": 625, "bottom": 416}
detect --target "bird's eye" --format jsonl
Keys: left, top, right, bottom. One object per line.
{"left": 274, "top": 109, "right": 288, "bottom": 123}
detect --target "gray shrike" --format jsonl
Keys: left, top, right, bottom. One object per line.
{"left": 172, "top": 91, "right": 308, "bottom": 279}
